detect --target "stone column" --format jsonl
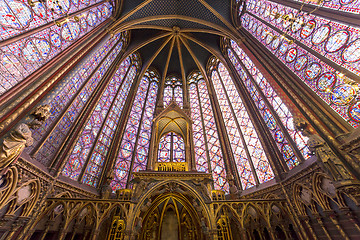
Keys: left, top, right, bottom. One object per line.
{"left": 315, "top": 215, "right": 333, "bottom": 240}
{"left": 90, "top": 228, "right": 100, "bottom": 240}
{"left": 39, "top": 222, "right": 52, "bottom": 240}
{"left": 82, "top": 227, "right": 92, "bottom": 240}
{"left": 70, "top": 223, "right": 81, "bottom": 240}
{"left": 299, "top": 216, "right": 318, "bottom": 240}
{"left": 239, "top": 228, "right": 248, "bottom": 240}
{"left": 327, "top": 212, "right": 350, "bottom": 240}
{"left": 268, "top": 228, "right": 277, "bottom": 240}
{"left": 343, "top": 209, "right": 360, "bottom": 234}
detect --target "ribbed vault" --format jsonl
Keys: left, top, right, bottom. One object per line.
{"left": 108, "top": 0, "right": 241, "bottom": 80}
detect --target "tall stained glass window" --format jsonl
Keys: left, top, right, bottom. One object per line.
{"left": 246, "top": 0, "right": 360, "bottom": 15}
{"left": 27, "top": 32, "right": 127, "bottom": 166}
{"left": 291, "top": 0, "right": 360, "bottom": 14}
{"left": 62, "top": 53, "right": 140, "bottom": 182}
{"left": 0, "top": 0, "right": 114, "bottom": 96}
{"left": 163, "top": 76, "right": 183, "bottom": 108}
{"left": 111, "top": 69, "right": 159, "bottom": 191}
{"left": 245, "top": 0, "right": 360, "bottom": 76}
{"left": 227, "top": 39, "right": 310, "bottom": 170}
{"left": 189, "top": 71, "right": 229, "bottom": 192}
{"left": 209, "top": 58, "right": 275, "bottom": 189}
{"left": 241, "top": 7, "right": 360, "bottom": 128}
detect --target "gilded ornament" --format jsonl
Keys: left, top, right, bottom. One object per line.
{"left": 101, "top": 171, "right": 114, "bottom": 199}
{"left": 27, "top": 105, "right": 52, "bottom": 130}
{"left": 294, "top": 118, "right": 354, "bottom": 182}
{"left": 0, "top": 124, "right": 33, "bottom": 174}
{"left": 0, "top": 105, "right": 51, "bottom": 174}
{"left": 227, "top": 174, "right": 241, "bottom": 199}
{"left": 307, "top": 134, "right": 353, "bottom": 182}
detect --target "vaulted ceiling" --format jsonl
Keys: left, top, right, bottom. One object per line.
{"left": 108, "top": 0, "right": 241, "bottom": 79}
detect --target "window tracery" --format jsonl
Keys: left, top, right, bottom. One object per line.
{"left": 247, "top": 0, "right": 360, "bottom": 15}
{"left": 189, "top": 71, "right": 228, "bottom": 192}
{"left": 62, "top": 53, "right": 139, "bottom": 183}
{"left": 27, "top": 32, "right": 126, "bottom": 166}
{"left": 157, "top": 132, "right": 185, "bottom": 163}
{"left": 292, "top": 0, "right": 360, "bottom": 14}
{"left": 0, "top": 0, "right": 114, "bottom": 96}
{"left": 163, "top": 76, "right": 183, "bottom": 108}
{"left": 245, "top": 0, "right": 360, "bottom": 76}
{"left": 241, "top": 13, "right": 360, "bottom": 128}
{"left": 111, "top": 69, "right": 159, "bottom": 191}
{"left": 209, "top": 59, "right": 275, "bottom": 189}
{"left": 0, "top": 0, "right": 113, "bottom": 40}
{"left": 227, "top": 40, "right": 311, "bottom": 169}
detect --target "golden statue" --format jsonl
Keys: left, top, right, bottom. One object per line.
{"left": 101, "top": 171, "right": 114, "bottom": 199}
{"left": 227, "top": 174, "right": 241, "bottom": 199}
{"left": 293, "top": 117, "right": 354, "bottom": 182}
{"left": 28, "top": 105, "right": 52, "bottom": 130}
{"left": 0, "top": 123, "right": 33, "bottom": 174}
{"left": 307, "top": 134, "right": 353, "bottom": 181}
{"left": 0, "top": 105, "right": 51, "bottom": 174}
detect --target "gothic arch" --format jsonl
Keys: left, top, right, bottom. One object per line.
{"left": 130, "top": 179, "right": 213, "bottom": 232}
{"left": 293, "top": 183, "right": 315, "bottom": 216}
{"left": 148, "top": 102, "right": 194, "bottom": 170}
{"left": 138, "top": 192, "right": 203, "bottom": 240}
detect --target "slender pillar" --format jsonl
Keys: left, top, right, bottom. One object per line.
{"left": 267, "top": 228, "right": 277, "bottom": 240}
{"left": 38, "top": 221, "right": 53, "bottom": 240}
{"left": 314, "top": 215, "right": 333, "bottom": 240}
{"left": 343, "top": 209, "right": 360, "bottom": 234}
{"left": 223, "top": 46, "right": 289, "bottom": 179}
{"left": 82, "top": 227, "right": 92, "bottom": 240}
{"left": 91, "top": 228, "right": 100, "bottom": 240}
{"left": 239, "top": 228, "right": 248, "bottom": 240}
{"left": 299, "top": 216, "right": 318, "bottom": 240}
{"left": 281, "top": 224, "right": 292, "bottom": 240}
{"left": 327, "top": 212, "right": 350, "bottom": 240}
{"left": 70, "top": 222, "right": 81, "bottom": 240}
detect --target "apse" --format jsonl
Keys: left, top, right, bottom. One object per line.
{"left": 0, "top": 0, "right": 360, "bottom": 239}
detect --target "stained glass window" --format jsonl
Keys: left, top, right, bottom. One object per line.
{"left": 291, "top": 0, "right": 360, "bottom": 14}
{"left": 227, "top": 40, "right": 311, "bottom": 169}
{"left": 172, "top": 133, "right": 185, "bottom": 162}
{"left": 163, "top": 76, "right": 183, "bottom": 108}
{"left": 62, "top": 53, "right": 139, "bottom": 181}
{"left": 111, "top": 69, "right": 159, "bottom": 191}
{"left": 245, "top": 0, "right": 360, "bottom": 77}
{"left": 246, "top": 0, "right": 360, "bottom": 15}
{"left": 209, "top": 59, "right": 275, "bottom": 189}
{"left": 27, "top": 32, "right": 127, "bottom": 166}
{"left": 0, "top": 0, "right": 113, "bottom": 40}
{"left": 189, "top": 71, "right": 229, "bottom": 192}
{"left": 158, "top": 133, "right": 172, "bottom": 163}
{"left": 0, "top": 0, "right": 114, "bottom": 96}
{"left": 157, "top": 132, "right": 185, "bottom": 163}
{"left": 163, "top": 86, "right": 173, "bottom": 107}
{"left": 241, "top": 13, "right": 360, "bottom": 128}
